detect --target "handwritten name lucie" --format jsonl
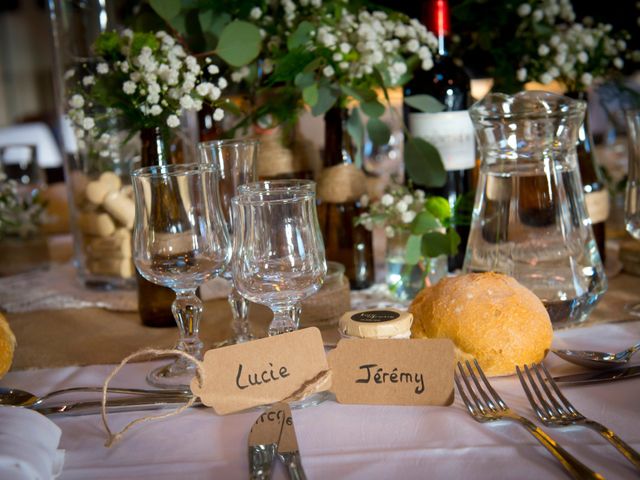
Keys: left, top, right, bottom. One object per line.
{"left": 356, "top": 364, "right": 425, "bottom": 394}
{"left": 235, "top": 363, "right": 290, "bottom": 390}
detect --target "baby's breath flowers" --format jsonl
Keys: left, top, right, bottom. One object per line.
{"left": 514, "top": 0, "right": 633, "bottom": 91}
{"left": 66, "top": 29, "right": 228, "bottom": 150}
{"left": 0, "top": 173, "right": 46, "bottom": 239}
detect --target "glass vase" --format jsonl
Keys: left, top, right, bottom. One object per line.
{"left": 385, "top": 232, "right": 447, "bottom": 301}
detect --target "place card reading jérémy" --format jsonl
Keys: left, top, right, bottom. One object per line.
{"left": 327, "top": 338, "right": 455, "bottom": 406}
{"left": 191, "top": 327, "right": 330, "bottom": 415}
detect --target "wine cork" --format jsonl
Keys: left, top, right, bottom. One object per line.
{"left": 85, "top": 172, "right": 123, "bottom": 205}
{"left": 70, "top": 171, "right": 90, "bottom": 206}
{"left": 78, "top": 212, "right": 116, "bottom": 237}
{"left": 99, "top": 171, "right": 122, "bottom": 191}
{"left": 87, "top": 257, "right": 134, "bottom": 278}
{"left": 87, "top": 234, "right": 132, "bottom": 259}
{"left": 121, "top": 184, "right": 134, "bottom": 200}
{"left": 103, "top": 191, "right": 136, "bottom": 229}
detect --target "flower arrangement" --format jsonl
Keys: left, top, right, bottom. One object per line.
{"left": 357, "top": 184, "right": 460, "bottom": 262}
{"left": 514, "top": 0, "right": 633, "bottom": 92}
{"left": 65, "top": 29, "right": 230, "bottom": 149}
{"left": 0, "top": 174, "right": 46, "bottom": 239}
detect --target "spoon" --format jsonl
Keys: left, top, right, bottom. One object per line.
{"left": 0, "top": 386, "right": 191, "bottom": 408}
{"left": 552, "top": 341, "right": 640, "bottom": 369}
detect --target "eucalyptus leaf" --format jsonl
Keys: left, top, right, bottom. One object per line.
{"left": 340, "top": 85, "right": 376, "bottom": 103}
{"left": 410, "top": 211, "right": 440, "bottom": 235}
{"left": 367, "top": 118, "right": 391, "bottom": 146}
{"left": 216, "top": 21, "right": 261, "bottom": 67}
{"left": 426, "top": 197, "right": 451, "bottom": 220}
{"left": 405, "top": 137, "right": 446, "bottom": 187}
{"left": 287, "top": 21, "right": 314, "bottom": 50}
{"left": 421, "top": 232, "right": 450, "bottom": 258}
{"left": 171, "top": 14, "right": 188, "bottom": 35}
{"left": 295, "top": 72, "right": 315, "bottom": 88}
{"left": 303, "top": 83, "right": 319, "bottom": 107}
{"left": 447, "top": 228, "right": 461, "bottom": 255}
{"left": 404, "top": 94, "right": 446, "bottom": 113}
{"left": 198, "top": 9, "right": 214, "bottom": 32}
{"left": 149, "top": 0, "right": 181, "bottom": 22}
{"left": 404, "top": 234, "right": 422, "bottom": 265}
{"left": 311, "top": 85, "right": 337, "bottom": 116}
{"left": 347, "top": 107, "right": 364, "bottom": 167}
{"left": 361, "top": 99, "right": 385, "bottom": 118}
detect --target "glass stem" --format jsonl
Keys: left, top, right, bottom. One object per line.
{"left": 172, "top": 289, "right": 204, "bottom": 361}
{"left": 228, "top": 284, "right": 253, "bottom": 342}
{"left": 268, "top": 305, "right": 298, "bottom": 336}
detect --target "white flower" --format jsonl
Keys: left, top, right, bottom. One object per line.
{"left": 532, "top": 9, "right": 544, "bottom": 22}
{"left": 323, "top": 65, "right": 335, "bottom": 77}
{"left": 385, "top": 226, "right": 395, "bottom": 238}
{"left": 122, "top": 28, "right": 133, "bottom": 38}
{"left": 360, "top": 194, "right": 369, "bottom": 208}
{"left": 613, "top": 57, "right": 624, "bottom": 69}
{"left": 421, "top": 57, "right": 434, "bottom": 71}
{"left": 517, "top": 3, "right": 532, "bottom": 16}
{"left": 120, "top": 62, "right": 129, "bottom": 73}
{"left": 395, "top": 200, "right": 408, "bottom": 213}
{"left": 166, "top": 114, "right": 180, "bottom": 128}
{"left": 207, "top": 64, "right": 220, "bottom": 75}
{"left": 218, "top": 77, "right": 228, "bottom": 89}
{"left": 179, "top": 95, "right": 195, "bottom": 109}
{"left": 196, "top": 83, "right": 211, "bottom": 96}
{"left": 577, "top": 51, "right": 588, "bottom": 64}
{"left": 538, "top": 44, "right": 550, "bottom": 56}
{"left": 401, "top": 210, "right": 416, "bottom": 224}
{"left": 516, "top": 67, "right": 527, "bottom": 82}
{"left": 333, "top": 52, "right": 343, "bottom": 62}
{"left": 82, "top": 75, "right": 95, "bottom": 86}
{"left": 69, "top": 94, "right": 84, "bottom": 108}
{"left": 96, "top": 63, "right": 109, "bottom": 74}
{"left": 406, "top": 39, "right": 420, "bottom": 53}
{"left": 82, "top": 117, "right": 95, "bottom": 130}
{"left": 209, "top": 86, "right": 221, "bottom": 101}
{"left": 414, "top": 190, "right": 425, "bottom": 201}
{"left": 540, "top": 72, "right": 553, "bottom": 84}
{"left": 401, "top": 194, "right": 413, "bottom": 205}
{"left": 250, "top": 7, "right": 262, "bottom": 20}
{"left": 213, "top": 108, "right": 224, "bottom": 121}
{"left": 580, "top": 72, "right": 593, "bottom": 86}
{"left": 150, "top": 105, "right": 162, "bottom": 116}
{"left": 123, "top": 81, "right": 136, "bottom": 95}
{"left": 340, "top": 42, "right": 351, "bottom": 54}
{"left": 381, "top": 194, "right": 394, "bottom": 206}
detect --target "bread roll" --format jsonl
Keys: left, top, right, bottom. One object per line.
{"left": 409, "top": 272, "right": 552, "bottom": 376}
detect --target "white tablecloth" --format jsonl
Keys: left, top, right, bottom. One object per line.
{"left": 2, "top": 320, "right": 639, "bottom": 480}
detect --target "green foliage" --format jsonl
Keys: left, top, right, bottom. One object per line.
{"left": 288, "top": 21, "right": 314, "bottom": 50}
{"left": 404, "top": 234, "right": 423, "bottom": 265}
{"left": 346, "top": 107, "right": 364, "bottom": 167}
{"left": 425, "top": 197, "right": 451, "bottom": 220}
{"left": 149, "top": 0, "right": 181, "bottom": 23}
{"left": 94, "top": 32, "right": 121, "bottom": 58}
{"left": 216, "top": 21, "right": 262, "bottom": 67}
{"left": 366, "top": 118, "right": 391, "bottom": 146}
{"left": 130, "top": 32, "right": 160, "bottom": 57}
{"left": 405, "top": 137, "right": 446, "bottom": 187}
{"left": 404, "top": 94, "right": 445, "bottom": 113}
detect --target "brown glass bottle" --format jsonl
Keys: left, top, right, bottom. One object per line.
{"left": 567, "top": 92, "right": 608, "bottom": 263}
{"left": 316, "top": 106, "right": 375, "bottom": 289}
{"left": 136, "top": 127, "right": 178, "bottom": 328}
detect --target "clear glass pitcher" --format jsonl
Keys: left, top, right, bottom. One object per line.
{"left": 464, "top": 91, "right": 607, "bottom": 328}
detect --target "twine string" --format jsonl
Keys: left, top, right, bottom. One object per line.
{"left": 101, "top": 348, "right": 205, "bottom": 448}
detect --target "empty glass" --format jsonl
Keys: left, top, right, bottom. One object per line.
{"left": 198, "top": 139, "right": 258, "bottom": 345}
{"left": 131, "top": 164, "right": 230, "bottom": 388}
{"left": 231, "top": 189, "right": 326, "bottom": 336}
{"left": 624, "top": 109, "right": 640, "bottom": 317}
{"left": 465, "top": 91, "right": 607, "bottom": 328}
{"left": 0, "top": 145, "right": 45, "bottom": 199}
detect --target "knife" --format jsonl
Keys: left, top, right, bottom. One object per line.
{"left": 248, "top": 403, "right": 285, "bottom": 480}
{"left": 553, "top": 365, "right": 640, "bottom": 384}
{"left": 276, "top": 403, "right": 307, "bottom": 480}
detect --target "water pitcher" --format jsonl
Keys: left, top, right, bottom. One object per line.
{"left": 464, "top": 91, "right": 607, "bottom": 328}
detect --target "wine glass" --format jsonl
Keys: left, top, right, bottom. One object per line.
{"left": 625, "top": 108, "right": 640, "bottom": 317}
{"left": 231, "top": 188, "right": 326, "bottom": 336}
{"left": 198, "top": 139, "right": 258, "bottom": 345}
{"left": 131, "top": 163, "right": 230, "bottom": 388}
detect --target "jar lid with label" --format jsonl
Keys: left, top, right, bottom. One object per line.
{"left": 339, "top": 308, "right": 413, "bottom": 339}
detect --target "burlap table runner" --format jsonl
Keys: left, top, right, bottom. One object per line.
{"left": 6, "top": 272, "right": 640, "bottom": 371}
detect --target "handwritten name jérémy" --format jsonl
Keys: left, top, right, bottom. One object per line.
{"left": 235, "top": 362, "right": 290, "bottom": 390}
{"left": 356, "top": 363, "right": 425, "bottom": 394}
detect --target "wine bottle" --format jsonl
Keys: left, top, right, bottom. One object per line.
{"left": 569, "top": 92, "right": 609, "bottom": 263}
{"left": 404, "top": 0, "right": 475, "bottom": 271}
{"left": 316, "top": 106, "right": 375, "bottom": 290}
{"left": 136, "top": 127, "right": 178, "bottom": 328}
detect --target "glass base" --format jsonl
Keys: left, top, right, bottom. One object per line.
{"left": 212, "top": 333, "right": 256, "bottom": 349}
{"left": 146, "top": 358, "right": 198, "bottom": 390}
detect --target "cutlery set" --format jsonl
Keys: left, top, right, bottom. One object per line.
{"left": 456, "top": 359, "right": 640, "bottom": 479}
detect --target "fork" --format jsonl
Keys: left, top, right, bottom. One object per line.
{"left": 517, "top": 363, "right": 640, "bottom": 471}
{"left": 455, "top": 360, "right": 603, "bottom": 480}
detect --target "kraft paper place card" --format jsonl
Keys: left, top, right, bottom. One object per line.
{"left": 191, "top": 327, "right": 330, "bottom": 415}
{"left": 327, "top": 338, "right": 455, "bottom": 406}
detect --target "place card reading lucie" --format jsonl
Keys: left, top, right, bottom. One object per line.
{"left": 191, "top": 327, "right": 330, "bottom": 415}
{"left": 327, "top": 338, "right": 455, "bottom": 406}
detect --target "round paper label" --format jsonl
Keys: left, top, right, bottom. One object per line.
{"left": 351, "top": 310, "right": 401, "bottom": 323}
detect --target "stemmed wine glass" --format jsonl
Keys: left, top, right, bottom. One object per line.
{"left": 231, "top": 187, "right": 326, "bottom": 336}
{"left": 198, "top": 139, "right": 258, "bottom": 345}
{"left": 625, "top": 108, "right": 640, "bottom": 316}
{"left": 131, "top": 163, "right": 230, "bottom": 388}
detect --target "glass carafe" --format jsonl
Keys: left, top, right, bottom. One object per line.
{"left": 464, "top": 91, "right": 607, "bottom": 328}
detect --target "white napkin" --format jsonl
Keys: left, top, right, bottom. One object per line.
{"left": 0, "top": 407, "right": 65, "bottom": 479}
